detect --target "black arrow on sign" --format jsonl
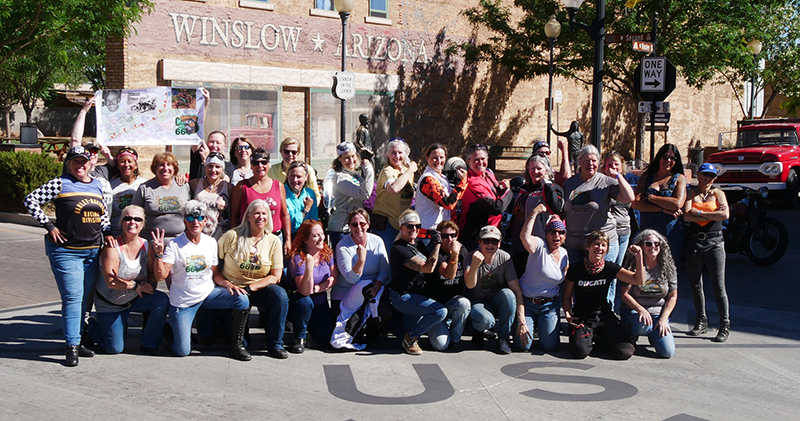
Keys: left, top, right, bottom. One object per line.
{"left": 644, "top": 80, "right": 661, "bottom": 88}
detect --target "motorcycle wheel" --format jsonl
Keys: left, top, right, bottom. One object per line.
{"left": 745, "top": 217, "right": 789, "bottom": 266}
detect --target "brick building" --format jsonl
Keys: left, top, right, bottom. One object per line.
{"left": 108, "top": 0, "right": 760, "bottom": 175}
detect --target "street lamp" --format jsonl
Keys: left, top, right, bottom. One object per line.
{"left": 544, "top": 15, "right": 561, "bottom": 148}
{"left": 747, "top": 38, "right": 762, "bottom": 120}
{"left": 563, "top": 0, "right": 605, "bottom": 151}
{"left": 335, "top": 0, "right": 355, "bottom": 143}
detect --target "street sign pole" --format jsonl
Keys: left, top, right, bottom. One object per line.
{"left": 650, "top": 13, "right": 658, "bottom": 162}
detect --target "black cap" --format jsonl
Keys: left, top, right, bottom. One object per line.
{"left": 82, "top": 142, "right": 100, "bottom": 152}
{"left": 64, "top": 146, "right": 92, "bottom": 163}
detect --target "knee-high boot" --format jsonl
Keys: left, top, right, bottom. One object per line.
{"left": 229, "top": 309, "right": 252, "bottom": 361}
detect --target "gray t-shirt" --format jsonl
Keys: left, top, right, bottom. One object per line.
{"left": 132, "top": 178, "right": 190, "bottom": 239}
{"left": 465, "top": 249, "right": 517, "bottom": 302}
{"left": 623, "top": 266, "right": 677, "bottom": 316}
{"left": 609, "top": 198, "right": 631, "bottom": 237}
{"left": 562, "top": 173, "right": 620, "bottom": 249}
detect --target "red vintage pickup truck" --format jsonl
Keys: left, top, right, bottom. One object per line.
{"left": 707, "top": 118, "right": 800, "bottom": 208}
{"left": 228, "top": 113, "right": 276, "bottom": 151}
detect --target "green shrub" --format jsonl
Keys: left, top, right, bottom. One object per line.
{"left": 0, "top": 151, "right": 62, "bottom": 213}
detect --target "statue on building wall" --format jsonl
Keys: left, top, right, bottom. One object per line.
{"left": 550, "top": 121, "right": 584, "bottom": 165}
{"left": 354, "top": 113, "right": 374, "bottom": 160}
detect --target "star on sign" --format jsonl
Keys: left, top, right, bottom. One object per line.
{"left": 312, "top": 32, "right": 325, "bottom": 52}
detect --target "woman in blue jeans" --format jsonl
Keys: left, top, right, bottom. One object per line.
{"left": 388, "top": 210, "right": 446, "bottom": 355}
{"left": 620, "top": 229, "right": 677, "bottom": 358}
{"left": 602, "top": 151, "right": 632, "bottom": 310}
{"left": 89, "top": 205, "right": 168, "bottom": 355}
{"left": 154, "top": 200, "right": 251, "bottom": 360}
{"left": 25, "top": 146, "right": 113, "bottom": 366}
{"left": 515, "top": 204, "right": 569, "bottom": 352}
{"left": 286, "top": 220, "right": 336, "bottom": 352}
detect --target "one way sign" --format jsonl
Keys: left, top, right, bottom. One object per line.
{"left": 641, "top": 57, "right": 666, "bottom": 92}
{"left": 633, "top": 56, "right": 676, "bottom": 101}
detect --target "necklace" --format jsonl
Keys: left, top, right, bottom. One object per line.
{"left": 584, "top": 257, "right": 605, "bottom": 275}
{"left": 204, "top": 177, "right": 221, "bottom": 193}
{"left": 698, "top": 186, "right": 713, "bottom": 201}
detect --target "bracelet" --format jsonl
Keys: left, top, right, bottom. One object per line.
{"left": 154, "top": 253, "right": 163, "bottom": 259}
{"left": 244, "top": 285, "right": 253, "bottom": 295}
{"left": 449, "top": 259, "right": 458, "bottom": 265}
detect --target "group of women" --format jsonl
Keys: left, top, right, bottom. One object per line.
{"left": 26, "top": 123, "right": 730, "bottom": 366}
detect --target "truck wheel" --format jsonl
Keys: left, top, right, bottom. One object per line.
{"left": 784, "top": 170, "right": 799, "bottom": 209}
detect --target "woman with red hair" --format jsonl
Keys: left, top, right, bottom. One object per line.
{"left": 285, "top": 220, "right": 337, "bottom": 352}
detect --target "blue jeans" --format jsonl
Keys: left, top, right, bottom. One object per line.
{"left": 371, "top": 223, "right": 399, "bottom": 252}
{"left": 469, "top": 288, "right": 516, "bottom": 338}
{"left": 45, "top": 240, "right": 100, "bottom": 345}
{"left": 248, "top": 284, "right": 289, "bottom": 350}
{"left": 427, "top": 296, "right": 471, "bottom": 350}
{"left": 609, "top": 234, "right": 629, "bottom": 311}
{"left": 329, "top": 231, "right": 347, "bottom": 250}
{"left": 90, "top": 291, "right": 169, "bottom": 354}
{"left": 515, "top": 298, "right": 560, "bottom": 352}
{"left": 168, "top": 287, "right": 249, "bottom": 357}
{"left": 288, "top": 292, "right": 335, "bottom": 347}
{"left": 621, "top": 308, "right": 675, "bottom": 358}
{"left": 389, "top": 290, "right": 447, "bottom": 340}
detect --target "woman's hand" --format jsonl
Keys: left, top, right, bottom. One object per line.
{"left": 226, "top": 282, "right": 248, "bottom": 296}
{"left": 108, "top": 268, "right": 136, "bottom": 290}
{"left": 151, "top": 228, "right": 166, "bottom": 255}
{"left": 407, "top": 161, "right": 418, "bottom": 174}
{"left": 456, "top": 168, "right": 467, "bottom": 180}
{"left": 656, "top": 317, "right": 671, "bottom": 336}
{"left": 104, "top": 235, "right": 118, "bottom": 248}
{"left": 48, "top": 227, "right": 67, "bottom": 244}
{"left": 516, "top": 321, "right": 531, "bottom": 348}
{"left": 303, "top": 196, "right": 313, "bottom": 213}
{"left": 136, "top": 282, "right": 154, "bottom": 298}
{"left": 305, "top": 253, "right": 317, "bottom": 269}
{"left": 471, "top": 249, "right": 485, "bottom": 266}
{"left": 638, "top": 309, "right": 654, "bottom": 326}
{"left": 283, "top": 240, "right": 291, "bottom": 256}
{"left": 356, "top": 243, "right": 367, "bottom": 263}
{"left": 627, "top": 244, "right": 643, "bottom": 258}
{"left": 216, "top": 196, "right": 227, "bottom": 211}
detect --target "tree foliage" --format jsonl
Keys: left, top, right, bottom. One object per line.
{"left": 452, "top": 0, "right": 800, "bottom": 116}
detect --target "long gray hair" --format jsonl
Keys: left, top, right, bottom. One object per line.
{"left": 231, "top": 199, "right": 274, "bottom": 262}
{"left": 382, "top": 138, "right": 411, "bottom": 168}
{"left": 623, "top": 229, "right": 676, "bottom": 283}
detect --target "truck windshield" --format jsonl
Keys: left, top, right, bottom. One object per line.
{"left": 737, "top": 129, "right": 799, "bottom": 147}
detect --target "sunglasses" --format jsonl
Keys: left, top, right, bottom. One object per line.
{"left": 440, "top": 233, "right": 457, "bottom": 239}
{"left": 349, "top": 221, "right": 368, "bottom": 228}
{"left": 283, "top": 149, "right": 299, "bottom": 155}
{"left": 644, "top": 240, "right": 661, "bottom": 248}
{"left": 253, "top": 160, "right": 269, "bottom": 166}
{"left": 468, "top": 144, "right": 488, "bottom": 152}
{"left": 662, "top": 155, "right": 677, "bottom": 162}
{"left": 89, "top": 150, "right": 99, "bottom": 155}
{"left": 547, "top": 229, "right": 566, "bottom": 235}
{"left": 481, "top": 238, "right": 500, "bottom": 245}
{"left": 536, "top": 150, "right": 551, "bottom": 157}
{"left": 207, "top": 152, "right": 225, "bottom": 160}
{"left": 186, "top": 215, "right": 206, "bottom": 222}
{"left": 404, "top": 223, "right": 422, "bottom": 230}
{"left": 236, "top": 145, "right": 251, "bottom": 151}
{"left": 122, "top": 216, "right": 144, "bottom": 222}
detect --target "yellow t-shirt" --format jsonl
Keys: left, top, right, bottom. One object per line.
{"left": 373, "top": 165, "right": 414, "bottom": 230}
{"left": 217, "top": 229, "right": 283, "bottom": 286}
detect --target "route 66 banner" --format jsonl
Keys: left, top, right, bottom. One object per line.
{"left": 95, "top": 87, "right": 205, "bottom": 146}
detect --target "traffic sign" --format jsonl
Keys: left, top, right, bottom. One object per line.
{"left": 633, "top": 57, "right": 677, "bottom": 101}
{"left": 553, "top": 90, "right": 563, "bottom": 104}
{"left": 632, "top": 41, "right": 654, "bottom": 53}
{"left": 606, "top": 33, "right": 652, "bottom": 43}
{"left": 332, "top": 71, "right": 355, "bottom": 100}
{"left": 646, "top": 113, "right": 671, "bottom": 123}
{"left": 638, "top": 101, "right": 670, "bottom": 114}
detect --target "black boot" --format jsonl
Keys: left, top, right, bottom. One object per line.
{"left": 713, "top": 323, "right": 730, "bottom": 343}
{"left": 687, "top": 317, "right": 708, "bottom": 336}
{"left": 65, "top": 345, "right": 79, "bottom": 367}
{"left": 229, "top": 309, "right": 252, "bottom": 361}
{"left": 288, "top": 337, "right": 306, "bottom": 354}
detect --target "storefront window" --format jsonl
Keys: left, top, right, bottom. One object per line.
{"left": 370, "top": 0, "right": 388, "bottom": 18}
{"left": 309, "top": 89, "right": 393, "bottom": 175}
{"left": 315, "top": 0, "right": 334, "bottom": 10}
{"left": 171, "top": 82, "right": 282, "bottom": 173}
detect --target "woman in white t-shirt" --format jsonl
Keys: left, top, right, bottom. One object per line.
{"left": 153, "top": 200, "right": 251, "bottom": 361}
{"left": 516, "top": 204, "right": 569, "bottom": 352}
{"left": 109, "top": 147, "right": 146, "bottom": 236}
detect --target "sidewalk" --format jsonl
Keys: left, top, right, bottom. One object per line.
{"left": 1, "top": 296, "right": 798, "bottom": 420}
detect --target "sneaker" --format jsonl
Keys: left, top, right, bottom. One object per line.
{"left": 687, "top": 317, "right": 708, "bottom": 336}
{"left": 496, "top": 338, "right": 512, "bottom": 355}
{"left": 713, "top": 324, "right": 730, "bottom": 343}
{"left": 402, "top": 334, "right": 423, "bottom": 355}
{"left": 268, "top": 347, "right": 289, "bottom": 359}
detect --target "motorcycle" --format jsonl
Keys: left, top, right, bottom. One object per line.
{"left": 723, "top": 185, "right": 789, "bottom": 266}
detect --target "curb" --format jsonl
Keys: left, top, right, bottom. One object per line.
{"left": 0, "top": 211, "right": 43, "bottom": 228}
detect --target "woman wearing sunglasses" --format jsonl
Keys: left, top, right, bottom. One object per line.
{"left": 269, "top": 138, "right": 320, "bottom": 203}
{"left": 562, "top": 231, "right": 644, "bottom": 360}
{"left": 372, "top": 138, "right": 417, "bottom": 250}
{"left": 456, "top": 144, "right": 512, "bottom": 251}
{"left": 88, "top": 205, "right": 168, "bottom": 355}
{"left": 465, "top": 225, "right": 524, "bottom": 354}
{"left": 620, "top": 229, "right": 677, "bottom": 358}
{"left": 108, "top": 147, "right": 146, "bottom": 236}
{"left": 515, "top": 204, "right": 569, "bottom": 353}
{"left": 189, "top": 152, "right": 232, "bottom": 239}
{"left": 632, "top": 144, "right": 687, "bottom": 261}
{"left": 231, "top": 148, "right": 291, "bottom": 255}
{"left": 132, "top": 152, "right": 191, "bottom": 242}
{"left": 283, "top": 160, "right": 318, "bottom": 234}
{"left": 153, "top": 200, "right": 251, "bottom": 360}
{"left": 388, "top": 210, "right": 447, "bottom": 355}
{"left": 229, "top": 137, "right": 255, "bottom": 186}
{"left": 328, "top": 142, "right": 374, "bottom": 249}
{"left": 331, "top": 209, "right": 390, "bottom": 349}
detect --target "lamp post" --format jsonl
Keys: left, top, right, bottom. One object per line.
{"left": 563, "top": 0, "right": 605, "bottom": 151}
{"left": 747, "top": 38, "right": 762, "bottom": 120}
{"left": 545, "top": 15, "right": 561, "bottom": 148}
{"left": 335, "top": 0, "right": 355, "bottom": 143}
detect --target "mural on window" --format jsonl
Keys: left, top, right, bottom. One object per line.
{"left": 309, "top": 90, "right": 392, "bottom": 175}
{"left": 171, "top": 83, "right": 282, "bottom": 171}
{"left": 370, "top": 0, "right": 388, "bottom": 18}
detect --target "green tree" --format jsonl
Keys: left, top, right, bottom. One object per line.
{"left": 452, "top": 0, "right": 800, "bottom": 143}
